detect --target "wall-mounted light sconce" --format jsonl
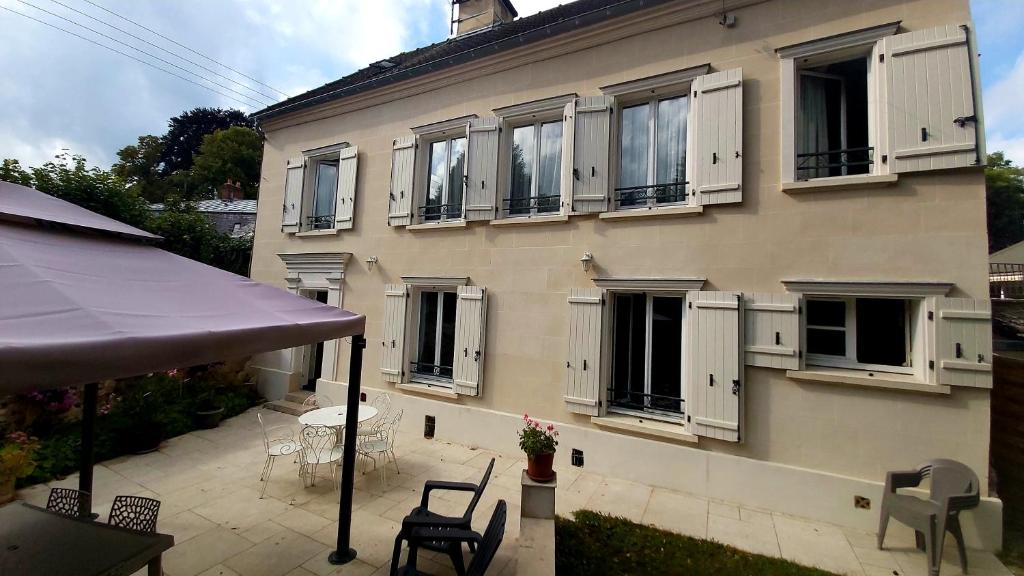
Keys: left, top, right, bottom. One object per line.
{"left": 580, "top": 252, "right": 594, "bottom": 272}
{"left": 365, "top": 256, "right": 378, "bottom": 271}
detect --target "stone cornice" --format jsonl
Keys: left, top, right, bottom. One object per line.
{"left": 401, "top": 276, "right": 469, "bottom": 288}
{"left": 278, "top": 252, "right": 352, "bottom": 275}
{"left": 781, "top": 279, "right": 953, "bottom": 297}
{"left": 593, "top": 277, "right": 707, "bottom": 292}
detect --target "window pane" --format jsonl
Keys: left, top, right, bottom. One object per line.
{"left": 807, "top": 328, "right": 845, "bottom": 357}
{"left": 807, "top": 299, "right": 846, "bottom": 328}
{"left": 438, "top": 292, "right": 458, "bottom": 378}
{"left": 619, "top": 104, "right": 650, "bottom": 206}
{"left": 426, "top": 141, "right": 447, "bottom": 220}
{"left": 856, "top": 298, "right": 908, "bottom": 367}
{"left": 416, "top": 292, "right": 439, "bottom": 373}
{"left": 313, "top": 160, "right": 339, "bottom": 219}
{"left": 655, "top": 96, "right": 687, "bottom": 203}
{"left": 510, "top": 125, "right": 534, "bottom": 215}
{"left": 650, "top": 296, "right": 683, "bottom": 413}
{"left": 611, "top": 294, "right": 646, "bottom": 409}
{"left": 537, "top": 121, "right": 563, "bottom": 213}
{"left": 447, "top": 137, "right": 467, "bottom": 217}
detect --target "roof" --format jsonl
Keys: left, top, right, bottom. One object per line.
{"left": 455, "top": 0, "right": 518, "bottom": 18}
{"left": 150, "top": 199, "right": 258, "bottom": 214}
{"left": 991, "top": 240, "right": 1024, "bottom": 265}
{"left": 1, "top": 180, "right": 159, "bottom": 240}
{"left": 0, "top": 182, "right": 365, "bottom": 392}
{"left": 254, "top": 0, "right": 675, "bottom": 123}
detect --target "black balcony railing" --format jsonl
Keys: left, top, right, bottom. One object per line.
{"left": 417, "top": 203, "right": 463, "bottom": 222}
{"left": 991, "top": 263, "right": 1024, "bottom": 299}
{"left": 607, "top": 386, "right": 685, "bottom": 416}
{"left": 796, "top": 147, "right": 874, "bottom": 179}
{"left": 613, "top": 182, "right": 688, "bottom": 209}
{"left": 502, "top": 194, "right": 561, "bottom": 216}
{"left": 306, "top": 214, "right": 334, "bottom": 230}
{"left": 410, "top": 360, "right": 453, "bottom": 379}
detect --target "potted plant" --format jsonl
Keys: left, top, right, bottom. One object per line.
{"left": 519, "top": 414, "right": 558, "bottom": 482}
{"left": 0, "top": 432, "right": 40, "bottom": 505}
{"left": 194, "top": 387, "right": 225, "bottom": 430}
{"left": 119, "top": 387, "right": 164, "bottom": 454}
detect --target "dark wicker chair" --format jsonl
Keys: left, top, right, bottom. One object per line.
{"left": 394, "top": 500, "right": 507, "bottom": 576}
{"left": 390, "top": 458, "right": 495, "bottom": 575}
{"left": 108, "top": 495, "right": 161, "bottom": 533}
{"left": 46, "top": 487, "right": 89, "bottom": 517}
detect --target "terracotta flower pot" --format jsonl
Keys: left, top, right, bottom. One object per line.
{"left": 526, "top": 452, "right": 555, "bottom": 482}
{"left": 0, "top": 477, "right": 16, "bottom": 506}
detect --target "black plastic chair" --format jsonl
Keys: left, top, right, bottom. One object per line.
{"left": 46, "top": 487, "right": 90, "bottom": 517}
{"left": 390, "top": 458, "right": 495, "bottom": 575}
{"left": 108, "top": 495, "right": 161, "bottom": 533}
{"left": 395, "top": 500, "right": 507, "bottom": 576}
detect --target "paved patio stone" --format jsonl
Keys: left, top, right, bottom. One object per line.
{"left": 223, "top": 528, "right": 328, "bottom": 576}
{"left": 641, "top": 488, "right": 709, "bottom": 539}
{"left": 164, "top": 527, "right": 254, "bottom": 576}
{"left": 707, "top": 513, "right": 783, "bottom": 558}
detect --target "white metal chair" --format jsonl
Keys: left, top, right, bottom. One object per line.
{"left": 357, "top": 392, "right": 392, "bottom": 438}
{"left": 301, "top": 393, "right": 335, "bottom": 410}
{"left": 358, "top": 409, "right": 404, "bottom": 486}
{"left": 299, "top": 424, "right": 344, "bottom": 489}
{"left": 257, "top": 411, "right": 301, "bottom": 498}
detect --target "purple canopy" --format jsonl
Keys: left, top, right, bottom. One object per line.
{"left": 0, "top": 181, "right": 365, "bottom": 392}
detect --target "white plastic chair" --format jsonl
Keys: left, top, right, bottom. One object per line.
{"left": 358, "top": 409, "right": 403, "bottom": 486}
{"left": 257, "top": 411, "right": 301, "bottom": 498}
{"left": 357, "top": 393, "right": 392, "bottom": 438}
{"left": 299, "top": 424, "right": 343, "bottom": 489}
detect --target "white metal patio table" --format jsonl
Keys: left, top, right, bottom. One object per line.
{"left": 299, "top": 404, "right": 378, "bottom": 428}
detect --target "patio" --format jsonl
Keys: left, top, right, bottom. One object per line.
{"left": 13, "top": 407, "right": 1012, "bottom": 576}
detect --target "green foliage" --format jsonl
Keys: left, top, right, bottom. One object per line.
{"left": 556, "top": 511, "right": 836, "bottom": 576}
{"left": 191, "top": 126, "right": 263, "bottom": 199}
{"left": 146, "top": 196, "right": 252, "bottom": 276}
{"left": 0, "top": 433, "right": 41, "bottom": 483}
{"left": 112, "top": 135, "right": 172, "bottom": 203}
{"left": 160, "top": 107, "right": 255, "bottom": 176}
{"left": 987, "top": 152, "right": 1024, "bottom": 253}
{"left": 518, "top": 414, "right": 558, "bottom": 457}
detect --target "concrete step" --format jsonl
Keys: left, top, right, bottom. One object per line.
{"left": 284, "top": 390, "right": 314, "bottom": 404}
{"left": 262, "top": 399, "right": 312, "bottom": 416}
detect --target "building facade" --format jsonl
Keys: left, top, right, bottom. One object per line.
{"left": 250, "top": 0, "right": 999, "bottom": 548}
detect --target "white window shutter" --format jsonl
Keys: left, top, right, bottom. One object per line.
{"left": 572, "top": 96, "right": 613, "bottom": 214}
{"left": 882, "top": 25, "right": 982, "bottom": 173}
{"left": 565, "top": 288, "right": 603, "bottom": 415}
{"left": 389, "top": 136, "right": 415, "bottom": 226}
{"left": 560, "top": 100, "right": 576, "bottom": 213}
{"left": 465, "top": 119, "right": 499, "bottom": 221}
{"left": 686, "top": 291, "right": 743, "bottom": 442}
{"left": 380, "top": 284, "right": 408, "bottom": 383}
{"left": 690, "top": 68, "right": 743, "bottom": 206}
{"left": 452, "top": 286, "right": 487, "bottom": 396}
{"left": 744, "top": 293, "right": 800, "bottom": 370}
{"left": 282, "top": 158, "right": 304, "bottom": 232}
{"left": 934, "top": 298, "right": 992, "bottom": 388}
{"left": 334, "top": 146, "right": 357, "bottom": 230}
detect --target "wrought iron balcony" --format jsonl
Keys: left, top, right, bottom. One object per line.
{"left": 990, "top": 263, "right": 1024, "bottom": 299}
{"left": 796, "top": 147, "right": 874, "bottom": 179}
{"left": 417, "top": 203, "right": 463, "bottom": 222}
{"left": 410, "top": 360, "right": 453, "bottom": 379}
{"left": 613, "top": 182, "right": 688, "bottom": 209}
{"left": 306, "top": 214, "right": 334, "bottom": 230}
{"left": 502, "top": 194, "right": 561, "bottom": 216}
{"left": 607, "top": 386, "right": 685, "bottom": 417}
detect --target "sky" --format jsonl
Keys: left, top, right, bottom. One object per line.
{"left": 0, "top": 0, "right": 1021, "bottom": 169}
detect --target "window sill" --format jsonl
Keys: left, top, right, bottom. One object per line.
{"left": 786, "top": 367, "right": 950, "bottom": 395}
{"left": 491, "top": 214, "right": 568, "bottom": 227}
{"left": 294, "top": 228, "right": 341, "bottom": 237}
{"left": 591, "top": 414, "right": 698, "bottom": 445}
{"left": 396, "top": 382, "right": 460, "bottom": 400}
{"left": 407, "top": 220, "right": 468, "bottom": 231}
{"left": 781, "top": 174, "right": 898, "bottom": 194}
{"left": 598, "top": 205, "right": 704, "bottom": 220}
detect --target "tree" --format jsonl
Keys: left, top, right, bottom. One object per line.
{"left": 112, "top": 135, "right": 172, "bottom": 203}
{"left": 159, "top": 107, "right": 255, "bottom": 176}
{"left": 986, "top": 152, "right": 1024, "bottom": 253}
{"left": 190, "top": 126, "right": 264, "bottom": 199}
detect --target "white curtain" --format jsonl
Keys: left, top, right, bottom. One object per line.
{"left": 799, "top": 74, "right": 829, "bottom": 179}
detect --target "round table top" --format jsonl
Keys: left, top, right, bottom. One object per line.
{"left": 298, "top": 404, "right": 378, "bottom": 428}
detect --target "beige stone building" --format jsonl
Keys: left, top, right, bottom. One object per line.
{"left": 250, "top": 0, "right": 1000, "bottom": 548}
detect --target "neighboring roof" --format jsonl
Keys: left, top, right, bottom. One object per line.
{"left": 991, "top": 240, "right": 1024, "bottom": 264}
{"left": 254, "top": 0, "right": 676, "bottom": 123}
{"left": 0, "top": 182, "right": 365, "bottom": 392}
{"left": 150, "top": 199, "right": 258, "bottom": 214}
{"left": 0, "top": 180, "right": 159, "bottom": 240}
{"left": 455, "top": 0, "right": 518, "bottom": 18}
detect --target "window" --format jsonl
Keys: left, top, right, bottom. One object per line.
{"left": 609, "top": 293, "right": 686, "bottom": 420}
{"left": 308, "top": 157, "right": 339, "bottom": 230}
{"left": 422, "top": 137, "right": 467, "bottom": 222}
{"left": 507, "top": 120, "right": 563, "bottom": 216}
{"left": 797, "top": 56, "right": 871, "bottom": 180}
{"left": 412, "top": 290, "right": 458, "bottom": 384}
{"left": 617, "top": 95, "right": 688, "bottom": 209}
{"left": 806, "top": 297, "right": 913, "bottom": 374}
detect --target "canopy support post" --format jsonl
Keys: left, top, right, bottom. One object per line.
{"left": 78, "top": 382, "right": 97, "bottom": 518}
{"left": 329, "top": 333, "right": 365, "bottom": 565}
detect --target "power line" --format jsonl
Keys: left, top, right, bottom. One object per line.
{"left": 80, "top": 0, "right": 290, "bottom": 99}
{"left": 46, "top": 0, "right": 281, "bottom": 103}
{"left": 14, "top": 0, "right": 272, "bottom": 107}
{"left": 0, "top": 4, "right": 259, "bottom": 109}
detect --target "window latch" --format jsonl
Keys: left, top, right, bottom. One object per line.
{"left": 572, "top": 168, "right": 580, "bottom": 180}
{"left": 921, "top": 127, "right": 929, "bottom": 142}
{"left": 712, "top": 152, "right": 718, "bottom": 165}
{"left": 391, "top": 339, "right": 396, "bottom": 349}
{"left": 464, "top": 347, "right": 468, "bottom": 357}
{"left": 591, "top": 166, "right": 596, "bottom": 177}
{"left": 775, "top": 331, "right": 781, "bottom": 345}
{"left": 583, "top": 359, "right": 588, "bottom": 371}
{"left": 708, "top": 374, "right": 714, "bottom": 387}
{"left": 955, "top": 342, "right": 963, "bottom": 359}
{"left": 953, "top": 115, "right": 977, "bottom": 128}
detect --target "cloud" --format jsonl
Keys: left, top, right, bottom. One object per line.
{"left": 983, "top": 51, "right": 1024, "bottom": 165}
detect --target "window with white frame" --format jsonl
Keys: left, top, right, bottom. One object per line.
{"left": 422, "top": 137, "right": 467, "bottom": 222}
{"left": 795, "top": 53, "right": 871, "bottom": 180}
{"left": 617, "top": 95, "right": 689, "bottom": 209}
{"left": 306, "top": 154, "right": 339, "bottom": 230}
{"left": 805, "top": 297, "right": 917, "bottom": 374}
{"left": 508, "top": 120, "right": 563, "bottom": 216}
{"left": 609, "top": 292, "right": 686, "bottom": 420}
{"left": 411, "top": 290, "right": 458, "bottom": 384}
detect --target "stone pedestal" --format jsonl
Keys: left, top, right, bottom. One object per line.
{"left": 517, "top": 470, "right": 557, "bottom": 576}
{"left": 520, "top": 470, "right": 557, "bottom": 519}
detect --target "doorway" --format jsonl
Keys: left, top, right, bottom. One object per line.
{"left": 303, "top": 290, "right": 329, "bottom": 391}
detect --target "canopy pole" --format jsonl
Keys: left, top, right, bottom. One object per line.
{"left": 329, "top": 334, "right": 365, "bottom": 565}
{"left": 78, "top": 382, "right": 97, "bottom": 518}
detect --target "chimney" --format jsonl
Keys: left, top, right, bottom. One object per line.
{"left": 453, "top": 0, "right": 517, "bottom": 36}
{"left": 218, "top": 180, "right": 243, "bottom": 202}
